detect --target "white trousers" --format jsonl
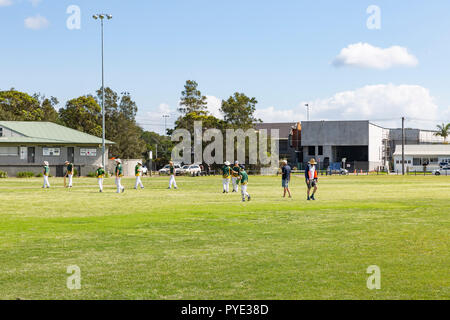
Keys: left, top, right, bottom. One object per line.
{"left": 68, "top": 174, "right": 73, "bottom": 187}
{"left": 43, "top": 175, "right": 50, "bottom": 188}
{"left": 241, "top": 184, "right": 249, "bottom": 199}
{"left": 223, "top": 178, "right": 230, "bottom": 192}
{"left": 169, "top": 175, "right": 177, "bottom": 188}
{"left": 98, "top": 178, "right": 104, "bottom": 191}
{"left": 232, "top": 177, "right": 239, "bottom": 192}
{"left": 115, "top": 177, "right": 124, "bottom": 193}
{"left": 135, "top": 176, "right": 144, "bottom": 189}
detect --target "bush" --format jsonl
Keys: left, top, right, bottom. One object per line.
{"left": 17, "top": 171, "right": 35, "bottom": 178}
{"left": 87, "top": 172, "right": 96, "bottom": 178}
{"left": 0, "top": 170, "right": 8, "bottom": 178}
{"left": 36, "top": 173, "right": 43, "bottom": 178}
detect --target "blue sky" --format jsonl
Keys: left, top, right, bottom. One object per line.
{"left": 1, "top": 0, "right": 450, "bottom": 133}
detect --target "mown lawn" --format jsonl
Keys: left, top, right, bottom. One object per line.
{"left": 0, "top": 175, "right": 448, "bottom": 300}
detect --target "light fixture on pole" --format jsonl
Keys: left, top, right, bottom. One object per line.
{"left": 305, "top": 103, "right": 310, "bottom": 121}
{"left": 93, "top": 13, "right": 113, "bottom": 169}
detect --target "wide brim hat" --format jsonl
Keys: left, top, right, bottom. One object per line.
{"left": 44, "top": 161, "right": 49, "bottom": 166}
{"left": 137, "top": 161, "right": 142, "bottom": 165}
{"left": 224, "top": 161, "right": 231, "bottom": 166}
{"left": 64, "top": 161, "right": 70, "bottom": 164}
{"left": 309, "top": 159, "right": 317, "bottom": 165}
{"left": 115, "top": 159, "right": 122, "bottom": 163}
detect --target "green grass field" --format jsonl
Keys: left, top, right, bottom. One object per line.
{"left": 0, "top": 175, "right": 448, "bottom": 300}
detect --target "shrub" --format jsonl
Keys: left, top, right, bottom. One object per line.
{"left": 36, "top": 173, "right": 43, "bottom": 178}
{"left": 87, "top": 172, "right": 96, "bottom": 178}
{"left": 17, "top": 171, "right": 35, "bottom": 178}
{"left": 0, "top": 170, "right": 8, "bottom": 178}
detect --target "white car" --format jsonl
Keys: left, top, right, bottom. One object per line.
{"left": 433, "top": 166, "right": 450, "bottom": 176}
{"left": 159, "top": 164, "right": 181, "bottom": 175}
{"left": 181, "top": 164, "right": 202, "bottom": 176}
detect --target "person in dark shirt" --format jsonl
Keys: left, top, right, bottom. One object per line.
{"left": 281, "top": 160, "right": 292, "bottom": 198}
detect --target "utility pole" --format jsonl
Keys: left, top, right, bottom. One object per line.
{"left": 402, "top": 117, "right": 405, "bottom": 175}
{"left": 163, "top": 115, "right": 170, "bottom": 136}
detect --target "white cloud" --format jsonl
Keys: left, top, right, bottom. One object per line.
{"left": 333, "top": 43, "right": 418, "bottom": 69}
{"left": 206, "top": 95, "right": 223, "bottom": 119}
{"left": 24, "top": 14, "right": 49, "bottom": 30}
{"left": 256, "top": 84, "right": 440, "bottom": 129}
{"left": 0, "top": 0, "right": 13, "bottom": 7}
{"left": 29, "top": 0, "right": 42, "bottom": 7}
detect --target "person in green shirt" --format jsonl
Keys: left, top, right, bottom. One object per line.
{"left": 168, "top": 161, "right": 178, "bottom": 189}
{"left": 134, "top": 161, "right": 144, "bottom": 190}
{"left": 231, "top": 161, "right": 241, "bottom": 193}
{"left": 64, "top": 161, "right": 74, "bottom": 188}
{"left": 115, "top": 159, "right": 125, "bottom": 193}
{"left": 42, "top": 161, "right": 50, "bottom": 189}
{"left": 239, "top": 165, "right": 251, "bottom": 202}
{"left": 222, "top": 161, "right": 231, "bottom": 193}
{"left": 95, "top": 164, "right": 106, "bottom": 193}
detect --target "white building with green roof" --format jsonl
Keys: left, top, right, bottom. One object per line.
{"left": 0, "top": 121, "right": 114, "bottom": 177}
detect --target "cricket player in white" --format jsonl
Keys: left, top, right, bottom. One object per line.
{"left": 222, "top": 161, "right": 231, "bottom": 193}
{"left": 64, "top": 161, "right": 74, "bottom": 188}
{"left": 96, "top": 164, "right": 105, "bottom": 192}
{"left": 134, "top": 161, "right": 144, "bottom": 190}
{"left": 168, "top": 161, "right": 177, "bottom": 189}
{"left": 42, "top": 161, "right": 51, "bottom": 188}
{"left": 231, "top": 161, "right": 240, "bottom": 193}
{"left": 115, "top": 159, "right": 125, "bottom": 193}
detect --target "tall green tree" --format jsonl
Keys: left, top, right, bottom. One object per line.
{"left": 220, "top": 92, "right": 261, "bottom": 129}
{"left": 141, "top": 131, "right": 174, "bottom": 168}
{"left": 0, "top": 89, "right": 46, "bottom": 121}
{"left": 178, "top": 80, "right": 208, "bottom": 115}
{"left": 58, "top": 95, "right": 102, "bottom": 137}
{"left": 96, "top": 88, "right": 146, "bottom": 159}
{"left": 435, "top": 123, "right": 450, "bottom": 143}
{"left": 34, "top": 93, "right": 60, "bottom": 123}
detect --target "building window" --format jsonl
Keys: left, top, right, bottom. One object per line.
{"left": 80, "top": 148, "right": 97, "bottom": 157}
{"left": 413, "top": 158, "right": 421, "bottom": 166}
{"left": 318, "top": 146, "right": 323, "bottom": 156}
{"left": 0, "top": 146, "right": 18, "bottom": 156}
{"left": 308, "top": 146, "right": 315, "bottom": 156}
{"left": 0, "top": 127, "right": 3, "bottom": 137}
{"left": 43, "top": 147, "right": 60, "bottom": 156}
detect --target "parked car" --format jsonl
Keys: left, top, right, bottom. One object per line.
{"left": 433, "top": 166, "right": 450, "bottom": 176}
{"left": 181, "top": 164, "right": 202, "bottom": 176}
{"left": 159, "top": 164, "right": 181, "bottom": 175}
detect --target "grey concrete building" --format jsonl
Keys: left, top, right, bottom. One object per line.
{"left": 301, "top": 120, "right": 388, "bottom": 171}
{"left": 0, "top": 121, "right": 114, "bottom": 177}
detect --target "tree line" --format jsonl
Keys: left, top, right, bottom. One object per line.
{"left": 0, "top": 80, "right": 262, "bottom": 167}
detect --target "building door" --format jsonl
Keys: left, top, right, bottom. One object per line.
{"left": 27, "top": 147, "right": 35, "bottom": 163}
{"left": 56, "top": 165, "right": 64, "bottom": 177}
{"left": 67, "top": 147, "right": 75, "bottom": 163}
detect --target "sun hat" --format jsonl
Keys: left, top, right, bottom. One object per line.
{"left": 137, "top": 161, "right": 142, "bottom": 165}
{"left": 115, "top": 159, "right": 122, "bottom": 164}
{"left": 64, "top": 161, "right": 70, "bottom": 164}
{"left": 309, "top": 159, "right": 317, "bottom": 165}
{"left": 224, "top": 161, "right": 231, "bottom": 166}
{"left": 44, "top": 161, "right": 49, "bottom": 166}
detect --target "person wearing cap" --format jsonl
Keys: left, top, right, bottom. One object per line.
{"left": 231, "top": 161, "right": 240, "bottom": 193}
{"left": 305, "top": 158, "right": 318, "bottom": 200}
{"left": 95, "top": 164, "right": 106, "bottom": 193}
{"left": 115, "top": 159, "right": 125, "bottom": 193}
{"left": 42, "top": 161, "right": 51, "bottom": 189}
{"left": 168, "top": 161, "right": 177, "bottom": 189}
{"left": 64, "top": 161, "right": 74, "bottom": 188}
{"left": 239, "top": 165, "right": 251, "bottom": 202}
{"left": 134, "top": 161, "right": 145, "bottom": 190}
{"left": 222, "top": 161, "right": 231, "bottom": 193}
{"left": 281, "top": 160, "right": 292, "bottom": 198}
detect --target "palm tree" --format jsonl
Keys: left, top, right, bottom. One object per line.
{"left": 435, "top": 123, "right": 450, "bottom": 143}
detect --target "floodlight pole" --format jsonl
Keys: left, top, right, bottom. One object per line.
{"left": 93, "top": 13, "right": 112, "bottom": 169}
{"left": 306, "top": 104, "right": 310, "bottom": 121}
